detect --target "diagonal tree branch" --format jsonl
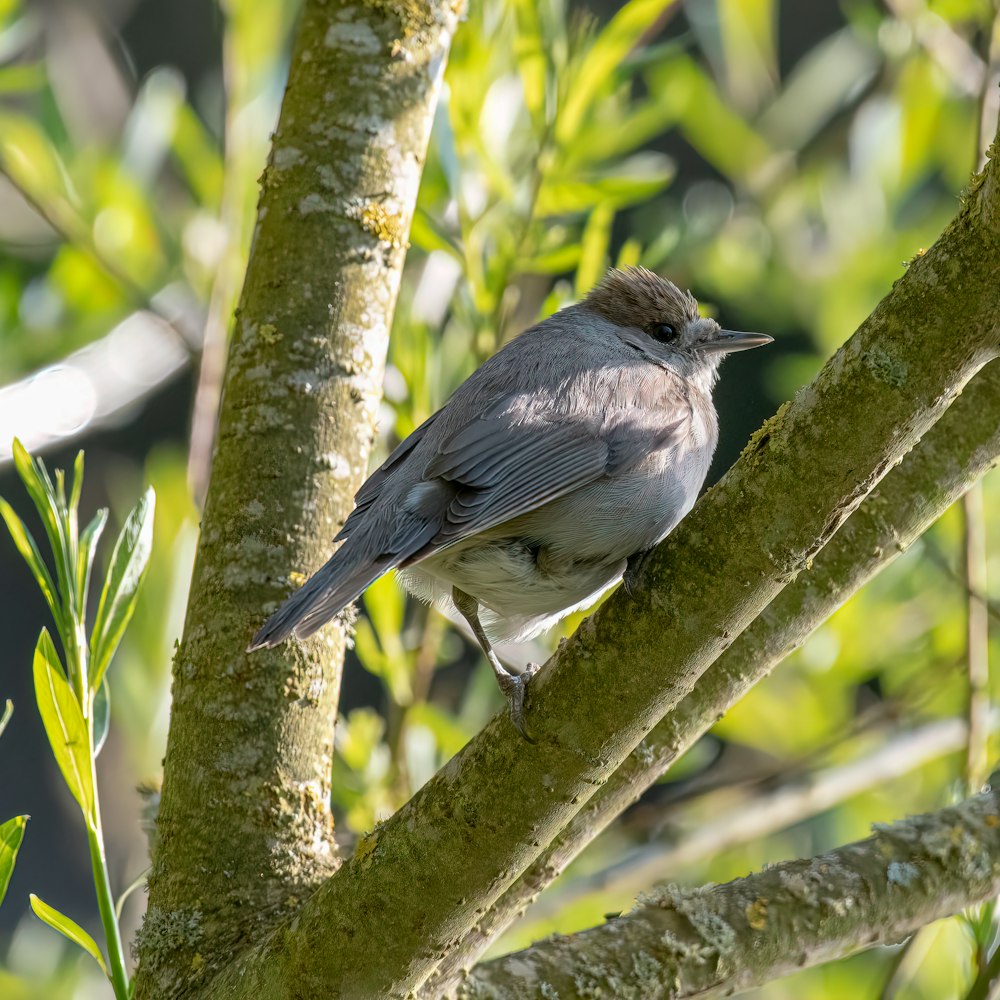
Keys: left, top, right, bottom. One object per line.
{"left": 426, "top": 356, "right": 1000, "bottom": 993}
{"left": 204, "top": 136, "right": 1000, "bottom": 1000}
{"left": 460, "top": 771, "right": 1000, "bottom": 999}
{"left": 133, "top": 1, "right": 462, "bottom": 997}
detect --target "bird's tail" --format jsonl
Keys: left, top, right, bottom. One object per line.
{"left": 246, "top": 549, "right": 399, "bottom": 650}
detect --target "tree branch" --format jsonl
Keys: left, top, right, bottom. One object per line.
{"left": 133, "top": 1, "right": 461, "bottom": 996}
{"left": 522, "top": 714, "right": 998, "bottom": 928}
{"left": 205, "top": 130, "right": 1000, "bottom": 1000}
{"left": 460, "top": 773, "right": 1000, "bottom": 999}
{"left": 426, "top": 357, "right": 1000, "bottom": 993}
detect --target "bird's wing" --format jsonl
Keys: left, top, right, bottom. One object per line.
{"left": 423, "top": 416, "right": 612, "bottom": 548}
{"left": 336, "top": 411, "right": 442, "bottom": 539}
{"left": 415, "top": 375, "right": 692, "bottom": 552}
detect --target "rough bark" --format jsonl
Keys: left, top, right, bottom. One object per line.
{"left": 133, "top": 0, "right": 460, "bottom": 996}
{"left": 459, "top": 775, "right": 1000, "bottom": 999}
{"left": 200, "top": 142, "right": 1000, "bottom": 999}
{"left": 427, "top": 357, "right": 1000, "bottom": 993}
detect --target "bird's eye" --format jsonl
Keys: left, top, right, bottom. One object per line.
{"left": 650, "top": 323, "right": 676, "bottom": 342}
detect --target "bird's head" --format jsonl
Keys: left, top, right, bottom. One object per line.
{"left": 584, "top": 266, "right": 772, "bottom": 385}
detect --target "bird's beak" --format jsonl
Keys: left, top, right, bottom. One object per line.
{"left": 697, "top": 330, "right": 774, "bottom": 355}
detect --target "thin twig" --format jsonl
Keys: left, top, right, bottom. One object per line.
{"left": 521, "top": 716, "right": 990, "bottom": 926}
{"left": 963, "top": 485, "right": 991, "bottom": 794}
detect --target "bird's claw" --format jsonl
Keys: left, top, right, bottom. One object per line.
{"left": 498, "top": 662, "right": 541, "bottom": 743}
{"left": 623, "top": 549, "right": 651, "bottom": 598}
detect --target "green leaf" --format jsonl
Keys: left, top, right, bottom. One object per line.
{"left": 77, "top": 508, "right": 109, "bottom": 616}
{"left": 89, "top": 487, "right": 155, "bottom": 688}
{"left": 11, "top": 439, "right": 73, "bottom": 616}
{"left": 33, "top": 629, "right": 94, "bottom": 817}
{"left": 93, "top": 675, "right": 110, "bottom": 758}
{"left": 557, "top": 0, "right": 672, "bottom": 143}
{"left": 538, "top": 152, "right": 674, "bottom": 214}
{"left": 0, "top": 699, "right": 11, "bottom": 739}
{"left": 0, "top": 497, "right": 62, "bottom": 631}
{"left": 69, "top": 451, "right": 84, "bottom": 519}
{"left": 519, "top": 243, "right": 581, "bottom": 274}
{"left": 0, "top": 815, "right": 28, "bottom": 909}
{"left": 575, "top": 202, "right": 615, "bottom": 297}
{"left": 409, "top": 208, "right": 464, "bottom": 262}
{"left": 29, "top": 894, "right": 107, "bottom": 975}
{"left": 0, "top": 63, "right": 46, "bottom": 95}
{"left": 512, "top": 0, "right": 549, "bottom": 126}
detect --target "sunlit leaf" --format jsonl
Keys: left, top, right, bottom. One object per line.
{"left": 519, "top": 243, "right": 581, "bottom": 274}
{"left": 10, "top": 439, "right": 74, "bottom": 626}
{"left": 538, "top": 152, "right": 674, "bottom": 214}
{"left": 354, "top": 616, "right": 413, "bottom": 706}
{"left": 410, "top": 208, "right": 464, "bottom": 262}
{"left": 407, "top": 702, "right": 471, "bottom": 757}
{"left": 0, "top": 62, "right": 44, "bottom": 94}
{"left": 557, "top": 0, "right": 671, "bottom": 143}
{"left": 0, "top": 815, "right": 28, "bottom": 909}
{"left": 0, "top": 497, "right": 62, "bottom": 630}
{"left": 29, "top": 894, "right": 107, "bottom": 975}
{"left": 171, "top": 100, "right": 225, "bottom": 208}
{"left": 512, "top": 0, "right": 548, "bottom": 125}
{"left": 33, "top": 629, "right": 94, "bottom": 816}
{"left": 0, "top": 112, "right": 75, "bottom": 205}
{"left": 93, "top": 675, "right": 110, "bottom": 758}
{"left": 69, "top": 450, "right": 84, "bottom": 516}
{"left": 77, "top": 507, "right": 109, "bottom": 618}
{"left": 644, "top": 56, "right": 774, "bottom": 181}
{"left": 575, "top": 202, "right": 614, "bottom": 296}
{"left": 0, "top": 699, "right": 11, "bottom": 739}
{"left": 718, "top": 0, "right": 777, "bottom": 109}
{"left": 90, "top": 487, "right": 155, "bottom": 688}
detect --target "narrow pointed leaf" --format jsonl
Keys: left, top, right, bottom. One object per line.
{"left": 0, "top": 498, "right": 62, "bottom": 630}
{"left": 29, "top": 894, "right": 107, "bottom": 975}
{"left": 77, "top": 507, "right": 108, "bottom": 613}
{"left": 33, "top": 629, "right": 94, "bottom": 816}
{"left": 557, "top": 0, "right": 672, "bottom": 142}
{"left": 0, "top": 815, "right": 28, "bottom": 908}
{"left": 89, "top": 487, "right": 155, "bottom": 688}
{"left": 69, "top": 451, "right": 84, "bottom": 515}
{"left": 93, "top": 675, "right": 110, "bottom": 757}
{"left": 0, "top": 699, "right": 12, "bottom": 739}
{"left": 11, "top": 439, "right": 74, "bottom": 616}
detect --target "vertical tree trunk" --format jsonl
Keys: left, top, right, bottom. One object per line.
{"left": 134, "top": 1, "right": 461, "bottom": 996}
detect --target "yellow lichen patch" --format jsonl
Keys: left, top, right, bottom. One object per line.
{"left": 355, "top": 830, "right": 380, "bottom": 864}
{"left": 259, "top": 323, "right": 282, "bottom": 345}
{"left": 368, "top": 0, "right": 438, "bottom": 38}
{"left": 746, "top": 898, "right": 769, "bottom": 930}
{"left": 288, "top": 570, "right": 307, "bottom": 586}
{"left": 986, "top": 814, "right": 999, "bottom": 827}
{"left": 360, "top": 202, "right": 409, "bottom": 249}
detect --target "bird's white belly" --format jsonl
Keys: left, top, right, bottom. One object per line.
{"left": 398, "top": 435, "right": 713, "bottom": 642}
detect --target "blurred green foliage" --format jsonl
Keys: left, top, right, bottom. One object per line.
{"left": 1, "top": 0, "right": 999, "bottom": 996}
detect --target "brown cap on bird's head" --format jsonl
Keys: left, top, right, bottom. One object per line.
{"left": 584, "top": 266, "right": 698, "bottom": 333}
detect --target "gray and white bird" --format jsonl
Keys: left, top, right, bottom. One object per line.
{"left": 248, "top": 267, "right": 772, "bottom": 738}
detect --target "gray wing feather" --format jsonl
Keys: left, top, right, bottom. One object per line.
{"left": 339, "top": 411, "right": 442, "bottom": 536}
{"left": 429, "top": 431, "right": 610, "bottom": 547}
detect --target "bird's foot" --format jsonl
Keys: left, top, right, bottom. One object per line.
{"left": 498, "top": 662, "right": 542, "bottom": 743}
{"left": 623, "top": 549, "right": 651, "bottom": 598}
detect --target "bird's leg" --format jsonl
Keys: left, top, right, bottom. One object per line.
{"left": 452, "top": 586, "right": 537, "bottom": 742}
{"left": 623, "top": 547, "right": 653, "bottom": 598}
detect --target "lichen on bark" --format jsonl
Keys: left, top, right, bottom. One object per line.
{"left": 459, "top": 778, "right": 1000, "bottom": 999}
{"left": 427, "top": 359, "right": 1000, "bottom": 995}
{"left": 133, "top": 0, "right": 461, "bottom": 997}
